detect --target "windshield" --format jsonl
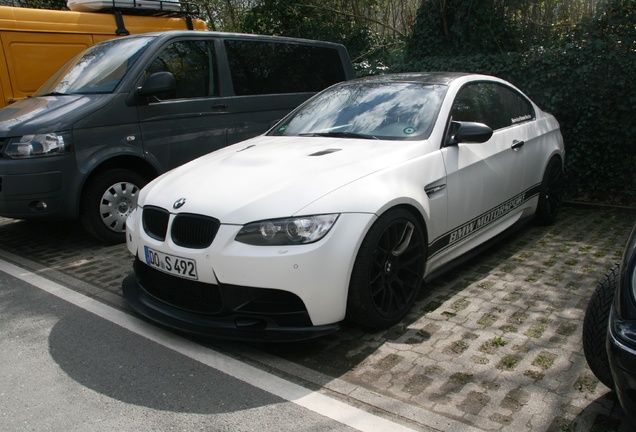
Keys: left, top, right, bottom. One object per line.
{"left": 270, "top": 81, "right": 447, "bottom": 140}
{"left": 35, "top": 36, "right": 155, "bottom": 96}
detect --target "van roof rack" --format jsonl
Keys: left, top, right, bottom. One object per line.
{"left": 94, "top": 0, "right": 201, "bottom": 34}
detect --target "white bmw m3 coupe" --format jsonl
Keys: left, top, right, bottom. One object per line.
{"left": 123, "top": 72, "right": 565, "bottom": 341}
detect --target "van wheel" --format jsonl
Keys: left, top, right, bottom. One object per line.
{"left": 81, "top": 169, "right": 147, "bottom": 244}
{"left": 582, "top": 263, "right": 619, "bottom": 390}
{"left": 346, "top": 209, "right": 426, "bottom": 329}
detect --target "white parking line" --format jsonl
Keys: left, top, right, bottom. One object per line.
{"left": 0, "top": 258, "right": 418, "bottom": 432}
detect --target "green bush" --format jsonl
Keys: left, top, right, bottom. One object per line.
{"left": 241, "top": 0, "right": 373, "bottom": 62}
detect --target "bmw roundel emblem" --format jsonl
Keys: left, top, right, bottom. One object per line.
{"left": 173, "top": 198, "right": 186, "bottom": 209}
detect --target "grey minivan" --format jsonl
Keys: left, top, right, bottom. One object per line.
{"left": 0, "top": 30, "right": 354, "bottom": 243}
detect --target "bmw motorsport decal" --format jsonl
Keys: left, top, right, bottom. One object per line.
{"left": 428, "top": 183, "right": 542, "bottom": 259}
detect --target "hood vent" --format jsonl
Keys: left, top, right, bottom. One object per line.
{"left": 308, "top": 148, "right": 342, "bottom": 157}
{"left": 237, "top": 144, "right": 256, "bottom": 152}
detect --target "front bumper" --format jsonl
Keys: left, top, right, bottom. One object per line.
{"left": 0, "top": 153, "right": 78, "bottom": 219}
{"left": 123, "top": 258, "right": 340, "bottom": 342}
{"left": 607, "top": 307, "right": 636, "bottom": 422}
{"left": 124, "top": 208, "right": 377, "bottom": 340}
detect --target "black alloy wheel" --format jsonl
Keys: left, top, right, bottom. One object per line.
{"left": 347, "top": 208, "right": 426, "bottom": 329}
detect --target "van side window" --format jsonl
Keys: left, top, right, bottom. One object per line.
{"left": 146, "top": 40, "right": 218, "bottom": 100}
{"left": 224, "top": 40, "right": 346, "bottom": 96}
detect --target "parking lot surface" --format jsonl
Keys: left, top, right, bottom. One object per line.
{"left": 0, "top": 205, "right": 634, "bottom": 431}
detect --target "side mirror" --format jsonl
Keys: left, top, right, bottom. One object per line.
{"left": 137, "top": 72, "right": 176, "bottom": 97}
{"left": 447, "top": 121, "right": 493, "bottom": 146}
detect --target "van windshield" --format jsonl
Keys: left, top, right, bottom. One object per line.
{"left": 35, "top": 36, "right": 155, "bottom": 96}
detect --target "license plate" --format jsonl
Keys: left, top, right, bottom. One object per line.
{"left": 144, "top": 246, "right": 198, "bottom": 280}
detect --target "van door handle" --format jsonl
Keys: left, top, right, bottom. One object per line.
{"left": 211, "top": 103, "right": 228, "bottom": 110}
{"left": 511, "top": 140, "right": 525, "bottom": 150}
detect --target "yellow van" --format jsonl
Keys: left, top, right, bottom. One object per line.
{"left": 0, "top": 5, "right": 207, "bottom": 107}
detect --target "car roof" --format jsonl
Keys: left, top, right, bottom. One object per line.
{"left": 351, "top": 72, "right": 479, "bottom": 86}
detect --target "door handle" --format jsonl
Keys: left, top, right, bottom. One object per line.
{"left": 511, "top": 140, "right": 525, "bottom": 150}
{"left": 211, "top": 103, "right": 228, "bottom": 110}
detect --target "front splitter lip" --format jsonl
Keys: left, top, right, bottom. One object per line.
{"left": 122, "top": 274, "right": 341, "bottom": 343}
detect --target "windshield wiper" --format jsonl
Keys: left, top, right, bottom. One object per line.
{"left": 40, "top": 92, "right": 69, "bottom": 97}
{"left": 301, "top": 131, "right": 379, "bottom": 140}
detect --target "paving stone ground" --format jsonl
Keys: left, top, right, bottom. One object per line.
{"left": 0, "top": 205, "right": 634, "bottom": 431}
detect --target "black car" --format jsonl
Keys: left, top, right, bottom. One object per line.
{"left": 583, "top": 221, "right": 636, "bottom": 420}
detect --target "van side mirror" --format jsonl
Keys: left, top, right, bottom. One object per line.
{"left": 447, "top": 121, "right": 493, "bottom": 146}
{"left": 137, "top": 72, "right": 176, "bottom": 97}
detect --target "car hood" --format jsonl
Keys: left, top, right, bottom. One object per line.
{"left": 140, "top": 135, "right": 430, "bottom": 223}
{"left": 0, "top": 95, "right": 107, "bottom": 135}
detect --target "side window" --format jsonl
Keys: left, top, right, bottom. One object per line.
{"left": 224, "top": 39, "right": 346, "bottom": 96}
{"left": 451, "top": 82, "right": 535, "bottom": 131}
{"left": 497, "top": 85, "right": 535, "bottom": 125}
{"left": 145, "top": 40, "right": 218, "bottom": 100}
{"left": 451, "top": 83, "right": 506, "bottom": 130}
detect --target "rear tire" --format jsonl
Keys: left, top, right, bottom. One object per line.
{"left": 347, "top": 208, "right": 426, "bottom": 329}
{"left": 582, "top": 264, "right": 619, "bottom": 390}
{"left": 81, "top": 169, "right": 147, "bottom": 244}
{"left": 536, "top": 157, "right": 563, "bottom": 225}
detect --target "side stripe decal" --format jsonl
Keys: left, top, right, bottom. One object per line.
{"left": 428, "top": 183, "right": 542, "bottom": 259}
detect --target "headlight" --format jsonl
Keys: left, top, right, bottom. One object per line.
{"left": 236, "top": 214, "right": 339, "bottom": 245}
{"left": 4, "top": 132, "right": 71, "bottom": 158}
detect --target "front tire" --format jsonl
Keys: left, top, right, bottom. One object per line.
{"left": 81, "top": 169, "right": 147, "bottom": 244}
{"left": 536, "top": 157, "right": 563, "bottom": 225}
{"left": 582, "top": 264, "right": 619, "bottom": 390}
{"left": 347, "top": 208, "right": 426, "bottom": 329}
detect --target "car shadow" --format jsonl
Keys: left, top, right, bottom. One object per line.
{"left": 564, "top": 391, "right": 631, "bottom": 431}
{"left": 47, "top": 310, "right": 284, "bottom": 414}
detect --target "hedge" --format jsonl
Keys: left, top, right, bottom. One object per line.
{"left": 394, "top": 42, "right": 636, "bottom": 204}
{"left": 390, "top": 0, "right": 636, "bottom": 204}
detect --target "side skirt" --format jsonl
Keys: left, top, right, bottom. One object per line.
{"left": 423, "top": 214, "right": 535, "bottom": 283}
